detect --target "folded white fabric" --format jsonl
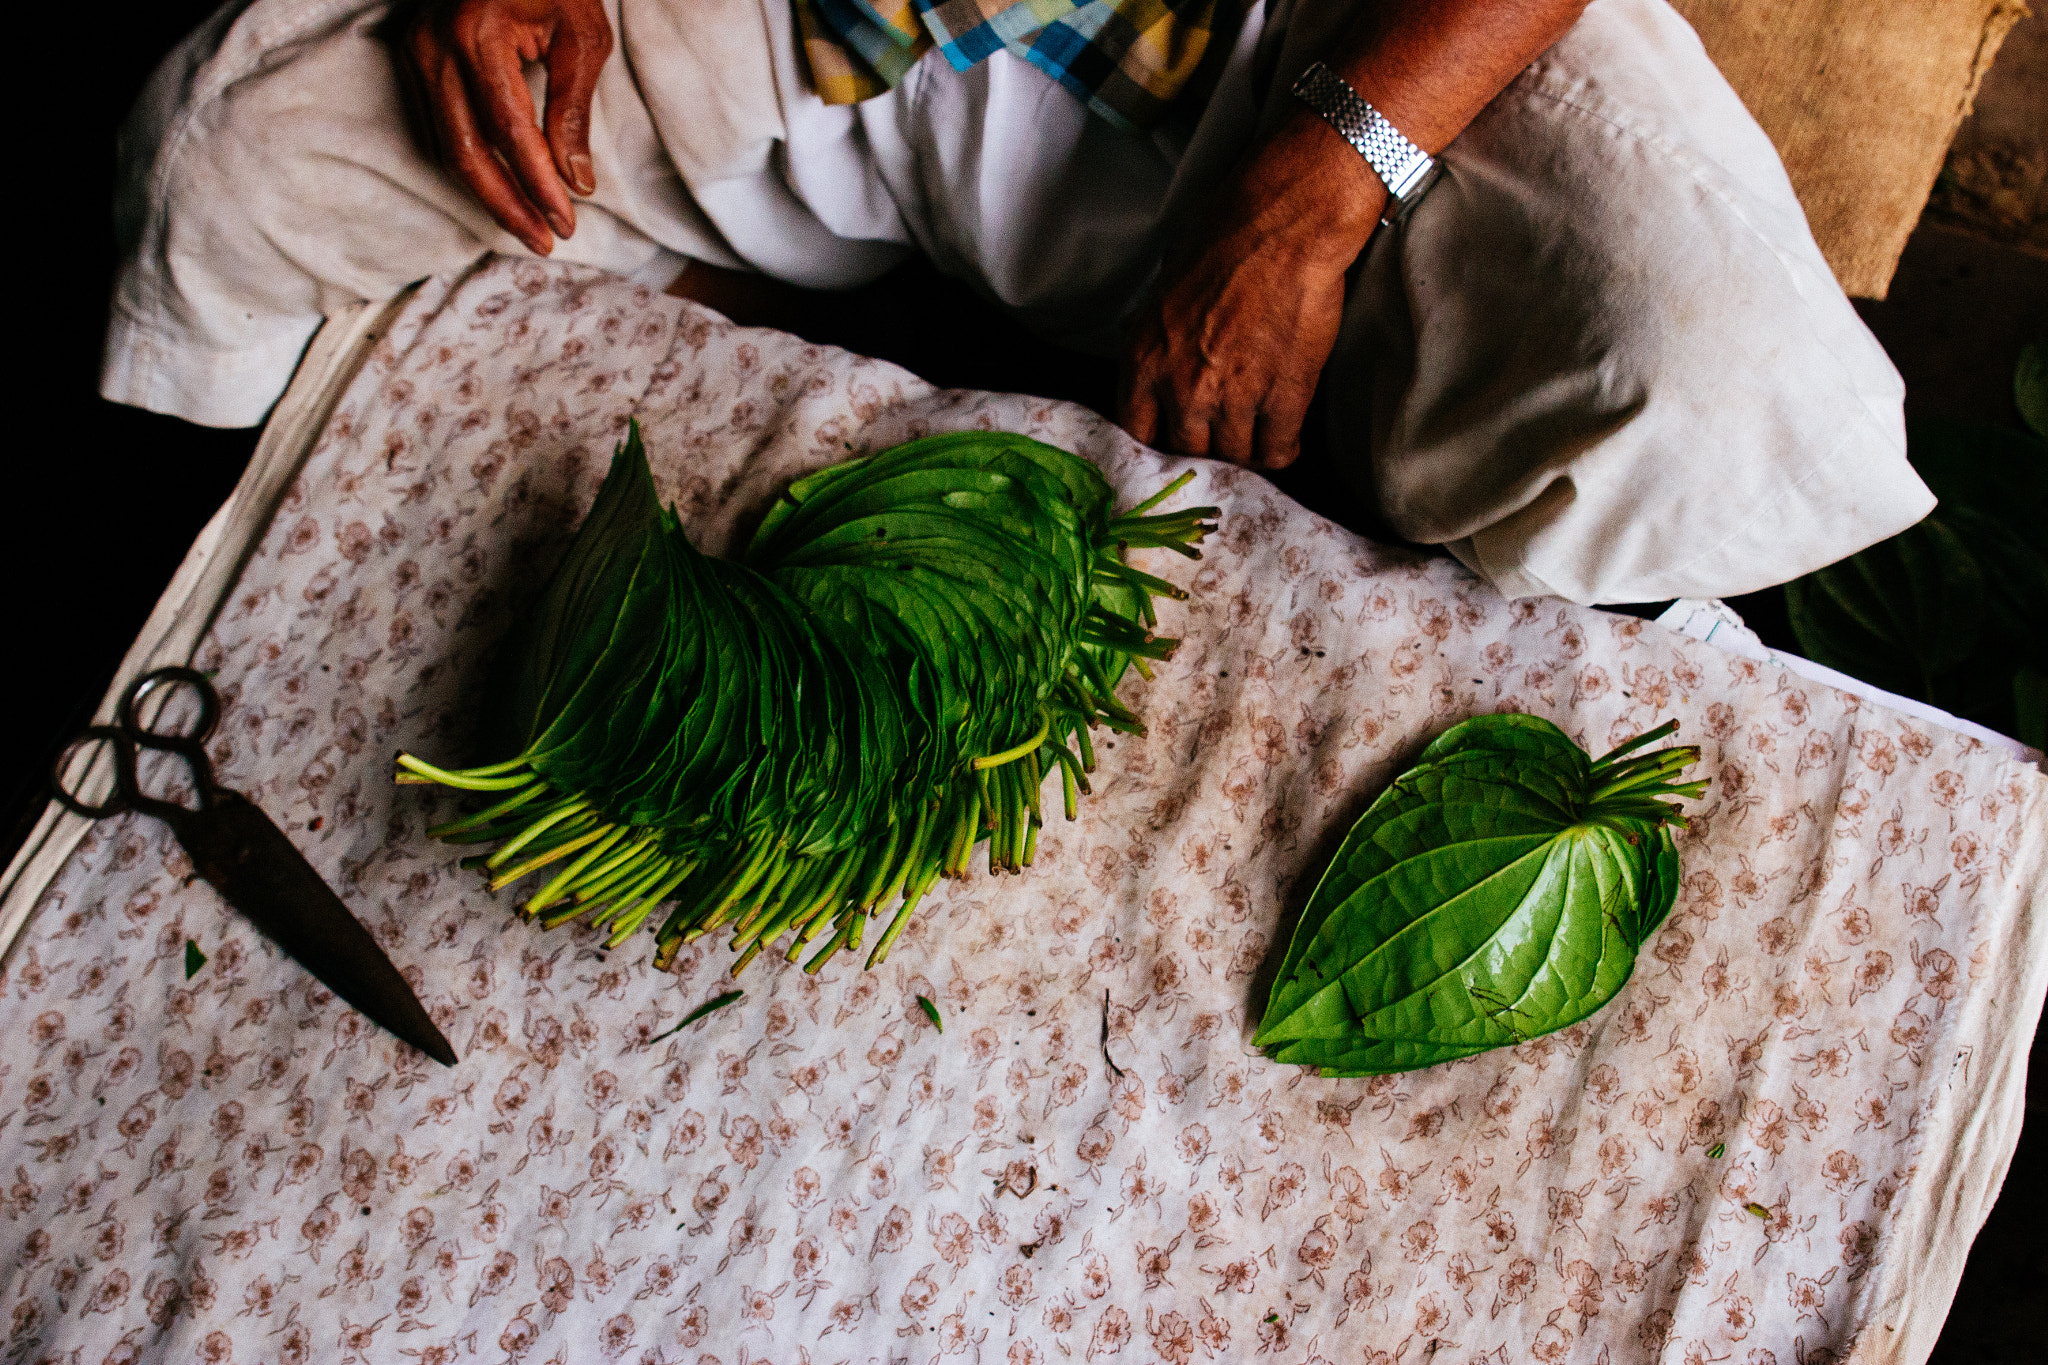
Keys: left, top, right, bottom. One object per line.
{"left": 103, "top": 0, "right": 1928, "bottom": 602}
{"left": 23, "top": 261, "right": 2046, "bottom": 1364}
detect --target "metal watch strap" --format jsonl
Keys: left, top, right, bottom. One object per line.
{"left": 1291, "top": 60, "right": 1439, "bottom": 225}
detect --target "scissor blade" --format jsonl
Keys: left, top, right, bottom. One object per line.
{"left": 171, "top": 791, "right": 458, "bottom": 1066}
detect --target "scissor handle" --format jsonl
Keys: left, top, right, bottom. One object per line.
{"left": 49, "top": 725, "right": 142, "bottom": 820}
{"left": 49, "top": 667, "right": 223, "bottom": 823}
{"left": 120, "top": 666, "right": 221, "bottom": 748}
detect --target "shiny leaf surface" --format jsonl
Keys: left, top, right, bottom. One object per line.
{"left": 1255, "top": 715, "right": 1697, "bottom": 1077}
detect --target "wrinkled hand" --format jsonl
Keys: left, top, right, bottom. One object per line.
{"left": 1119, "top": 121, "right": 1384, "bottom": 469}
{"left": 401, "top": 0, "right": 614, "bottom": 255}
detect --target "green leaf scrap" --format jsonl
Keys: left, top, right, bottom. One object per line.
{"left": 673, "top": 990, "right": 744, "bottom": 1033}
{"left": 1255, "top": 715, "right": 1705, "bottom": 1077}
{"left": 917, "top": 995, "right": 944, "bottom": 1032}
{"left": 184, "top": 939, "right": 207, "bottom": 980}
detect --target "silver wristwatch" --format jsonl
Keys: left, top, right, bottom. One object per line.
{"left": 1291, "top": 61, "right": 1440, "bottom": 226}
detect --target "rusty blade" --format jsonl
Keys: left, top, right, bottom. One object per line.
{"left": 169, "top": 790, "right": 457, "bottom": 1066}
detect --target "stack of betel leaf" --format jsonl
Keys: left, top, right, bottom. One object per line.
{"left": 1255, "top": 713, "right": 1707, "bottom": 1077}
{"left": 395, "top": 423, "right": 1215, "bottom": 975}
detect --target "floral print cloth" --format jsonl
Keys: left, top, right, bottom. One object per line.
{"left": 5, "top": 260, "right": 2044, "bottom": 1365}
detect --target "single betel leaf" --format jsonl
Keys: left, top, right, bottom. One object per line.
{"left": 2016, "top": 667, "right": 2048, "bottom": 752}
{"left": 1906, "top": 417, "right": 2047, "bottom": 560}
{"left": 1256, "top": 715, "right": 1702, "bottom": 1077}
{"left": 1785, "top": 516, "right": 1986, "bottom": 702}
{"left": 501, "top": 424, "right": 665, "bottom": 751}
{"left": 1939, "top": 505, "right": 2048, "bottom": 660}
{"left": 2016, "top": 339, "right": 2047, "bottom": 440}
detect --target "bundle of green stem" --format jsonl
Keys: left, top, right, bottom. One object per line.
{"left": 396, "top": 424, "right": 1215, "bottom": 975}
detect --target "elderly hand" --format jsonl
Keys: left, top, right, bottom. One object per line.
{"left": 400, "top": 0, "right": 614, "bottom": 256}
{"left": 1118, "top": 118, "right": 1385, "bottom": 470}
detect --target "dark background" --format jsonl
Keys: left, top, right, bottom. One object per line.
{"left": 19, "top": 4, "right": 2045, "bottom": 1357}
{"left": 11, "top": 3, "right": 261, "bottom": 857}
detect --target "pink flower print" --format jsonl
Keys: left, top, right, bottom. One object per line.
{"left": 1496, "top": 1254, "right": 1538, "bottom": 1307}
{"left": 932, "top": 1211, "right": 974, "bottom": 1269}
{"left": 1262, "top": 1161, "right": 1306, "bottom": 1218}
{"left": 1295, "top": 1221, "right": 1338, "bottom": 1289}
{"left": 1859, "top": 731, "right": 1898, "bottom": 780}
{"left": 1399, "top": 1219, "right": 1440, "bottom": 1263}
{"left": 1415, "top": 598, "right": 1452, "bottom": 640}
{"left": 1757, "top": 917, "right": 1796, "bottom": 957}
{"left": 1203, "top": 1256, "right": 1258, "bottom": 1294}
{"left": 1608, "top": 1251, "right": 1651, "bottom": 1304}
{"left": 1794, "top": 1037, "right": 1853, "bottom": 1079}
{"left": 1890, "top": 1005, "right": 1932, "bottom": 1064}
{"left": 470, "top": 1249, "right": 517, "bottom": 1304}
{"left": 1912, "top": 943, "right": 1960, "bottom": 1004}
{"left": 597, "top": 1312, "right": 637, "bottom": 1358}
{"left": 1787, "top": 1267, "right": 1838, "bottom": 1324}
{"left": 1086, "top": 1305, "right": 1132, "bottom": 1360}
{"left": 1249, "top": 715, "right": 1287, "bottom": 765}
{"left": 1821, "top": 1150, "right": 1864, "bottom": 1198}
{"left": 1855, "top": 1086, "right": 1903, "bottom": 1134}
{"left": 1848, "top": 950, "right": 1894, "bottom": 1004}
{"left": 871, "top": 1203, "right": 913, "bottom": 1256}
{"left": 1949, "top": 829, "right": 1986, "bottom": 883}
{"left": 996, "top": 1261, "right": 1036, "bottom": 1312}
{"left": 1148, "top": 1307, "right": 1195, "bottom": 1365}
{"left": 1652, "top": 926, "right": 1694, "bottom": 974}
{"left": 1839, "top": 1221, "right": 1879, "bottom": 1278}
{"left": 1796, "top": 729, "right": 1836, "bottom": 774}
{"left": 1110, "top": 1072, "right": 1147, "bottom": 1125}
{"left": 537, "top": 1257, "right": 574, "bottom": 1316}
{"left": 1075, "top": 1121, "right": 1116, "bottom": 1178}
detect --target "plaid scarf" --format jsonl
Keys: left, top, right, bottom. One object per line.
{"left": 794, "top": 0, "right": 1251, "bottom": 131}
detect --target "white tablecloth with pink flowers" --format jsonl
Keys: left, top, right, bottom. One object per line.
{"left": 4, "top": 260, "right": 2044, "bottom": 1365}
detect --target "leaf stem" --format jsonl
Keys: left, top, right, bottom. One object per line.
{"left": 394, "top": 753, "right": 536, "bottom": 791}
{"left": 974, "top": 709, "right": 1052, "bottom": 770}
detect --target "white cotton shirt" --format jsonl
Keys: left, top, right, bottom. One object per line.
{"left": 102, "top": 0, "right": 1932, "bottom": 604}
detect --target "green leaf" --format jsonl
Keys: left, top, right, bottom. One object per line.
{"left": 2016, "top": 667, "right": 2048, "bottom": 751}
{"left": 1785, "top": 517, "right": 1986, "bottom": 702}
{"left": 502, "top": 424, "right": 666, "bottom": 750}
{"left": 1906, "top": 417, "right": 2048, "bottom": 559}
{"left": 183, "top": 939, "right": 207, "bottom": 979}
{"left": 406, "top": 427, "right": 1215, "bottom": 975}
{"left": 1256, "top": 716, "right": 1702, "bottom": 1077}
{"left": 674, "top": 990, "right": 744, "bottom": 1031}
{"left": 2017, "top": 339, "right": 2047, "bottom": 440}
{"left": 917, "top": 995, "right": 944, "bottom": 1032}
{"left": 1782, "top": 416, "right": 2048, "bottom": 738}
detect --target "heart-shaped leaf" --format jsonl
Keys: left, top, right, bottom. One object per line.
{"left": 1256, "top": 716, "right": 1699, "bottom": 1077}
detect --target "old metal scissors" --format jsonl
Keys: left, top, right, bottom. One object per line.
{"left": 51, "top": 665, "right": 457, "bottom": 1065}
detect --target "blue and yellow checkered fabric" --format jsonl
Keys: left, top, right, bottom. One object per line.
{"left": 793, "top": 0, "right": 1250, "bottom": 131}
